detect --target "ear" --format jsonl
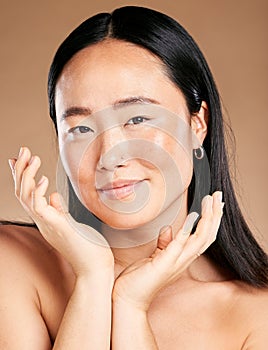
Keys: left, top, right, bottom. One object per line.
{"left": 190, "top": 101, "right": 208, "bottom": 144}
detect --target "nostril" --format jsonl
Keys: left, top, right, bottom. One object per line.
{"left": 97, "top": 152, "right": 128, "bottom": 171}
{"left": 97, "top": 155, "right": 104, "bottom": 170}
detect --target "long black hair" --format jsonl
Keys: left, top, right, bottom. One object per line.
{"left": 47, "top": 6, "right": 268, "bottom": 287}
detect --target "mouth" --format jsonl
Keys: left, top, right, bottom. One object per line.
{"left": 96, "top": 179, "right": 145, "bottom": 200}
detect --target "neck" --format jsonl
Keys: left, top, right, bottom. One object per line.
{"left": 109, "top": 192, "right": 189, "bottom": 277}
{"left": 107, "top": 192, "right": 233, "bottom": 284}
{"left": 112, "top": 240, "right": 158, "bottom": 278}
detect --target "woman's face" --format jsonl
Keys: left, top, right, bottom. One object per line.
{"left": 55, "top": 39, "right": 206, "bottom": 229}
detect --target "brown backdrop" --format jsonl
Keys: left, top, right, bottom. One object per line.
{"left": 1, "top": 0, "right": 267, "bottom": 250}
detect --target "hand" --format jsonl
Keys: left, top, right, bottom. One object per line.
{"left": 112, "top": 192, "right": 224, "bottom": 310}
{"left": 9, "top": 147, "right": 114, "bottom": 278}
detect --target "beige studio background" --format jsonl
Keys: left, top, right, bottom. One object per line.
{"left": 1, "top": 0, "right": 267, "bottom": 250}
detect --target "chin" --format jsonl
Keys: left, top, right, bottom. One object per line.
{"left": 89, "top": 197, "right": 164, "bottom": 228}
{"left": 98, "top": 211, "right": 155, "bottom": 230}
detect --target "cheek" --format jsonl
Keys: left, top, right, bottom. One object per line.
{"left": 59, "top": 139, "right": 98, "bottom": 198}
{"left": 77, "top": 155, "right": 96, "bottom": 187}
{"left": 170, "top": 142, "right": 193, "bottom": 187}
{"left": 148, "top": 130, "right": 193, "bottom": 188}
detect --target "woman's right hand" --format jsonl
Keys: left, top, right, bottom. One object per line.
{"left": 9, "top": 146, "right": 114, "bottom": 279}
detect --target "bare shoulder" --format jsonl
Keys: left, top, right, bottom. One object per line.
{"left": 234, "top": 282, "right": 268, "bottom": 349}
{"left": 0, "top": 223, "right": 60, "bottom": 277}
{"left": 0, "top": 224, "right": 59, "bottom": 349}
{"left": 0, "top": 223, "right": 74, "bottom": 292}
{"left": 236, "top": 282, "right": 268, "bottom": 320}
{"left": 0, "top": 223, "right": 69, "bottom": 299}
{"left": 0, "top": 224, "right": 74, "bottom": 348}
{"left": 0, "top": 223, "right": 53, "bottom": 253}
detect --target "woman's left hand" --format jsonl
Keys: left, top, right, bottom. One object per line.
{"left": 112, "top": 191, "right": 224, "bottom": 311}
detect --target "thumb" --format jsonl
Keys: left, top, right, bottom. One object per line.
{"left": 49, "top": 192, "right": 69, "bottom": 214}
{"left": 157, "top": 225, "right": 173, "bottom": 250}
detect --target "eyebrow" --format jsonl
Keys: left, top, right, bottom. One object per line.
{"left": 60, "top": 96, "right": 160, "bottom": 121}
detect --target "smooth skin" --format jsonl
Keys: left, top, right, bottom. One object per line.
{"left": 2, "top": 39, "right": 268, "bottom": 349}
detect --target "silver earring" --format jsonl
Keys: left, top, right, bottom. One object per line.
{"left": 194, "top": 146, "right": 204, "bottom": 160}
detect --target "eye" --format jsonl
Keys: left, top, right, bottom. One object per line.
{"left": 126, "top": 116, "right": 150, "bottom": 125}
{"left": 68, "top": 126, "right": 93, "bottom": 134}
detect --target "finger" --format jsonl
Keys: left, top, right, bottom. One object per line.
{"left": 187, "top": 192, "right": 223, "bottom": 255}
{"left": 32, "top": 175, "right": 51, "bottom": 215}
{"left": 200, "top": 194, "right": 213, "bottom": 219}
{"left": 8, "top": 158, "right": 17, "bottom": 176}
{"left": 14, "top": 147, "right": 32, "bottom": 199}
{"left": 32, "top": 176, "right": 48, "bottom": 206}
{"left": 156, "top": 227, "right": 189, "bottom": 265}
{"left": 20, "top": 155, "right": 41, "bottom": 205}
{"left": 35, "top": 179, "right": 68, "bottom": 215}
{"left": 157, "top": 225, "right": 173, "bottom": 250}
{"left": 212, "top": 191, "right": 224, "bottom": 218}
{"left": 151, "top": 212, "right": 201, "bottom": 270}
{"left": 199, "top": 192, "right": 223, "bottom": 244}
{"left": 153, "top": 194, "right": 223, "bottom": 270}
{"left": 180, "top": 211, "right": 199, "bottom": 236}
{"left": 194, "top": 195, "right": 213, "bottom": 234}
{"left": 49, "top": 192, "right": 69, "bottom": 214}
{"left": 35, "top": 175, "right": 49, "bottom": 197}
{"left": 209, "top": 191, "right": 224, "bottom": 240}
{"left": 159, "top": 211, "right": 199, "bottom": 260}
{"left": 174, "top": 195, "right": 213, "bottom": 261}
{"left": 33, "top": 184, "right": 70, "bottom": 229}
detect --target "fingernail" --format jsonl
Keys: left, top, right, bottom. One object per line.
{"left": 37, "top": 176, "right": 46, "bottom": 186}
{"left": 19, "top": 147, "right": 24, "bottom": 157}
{"left": 29, "top": 156, "right": 35, "bottom": 165}
{"left": 217, "top": 191, "right": 223, "bottom": 202}
{"left": 202, "top": 195, "right": 211, "bottom": 211}
{"left": 182, "top": 212, "right": 199, "bottom": 235}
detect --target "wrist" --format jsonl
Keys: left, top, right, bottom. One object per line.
{"left": 113, "top": 294, "right": 149, "bottom": 314}
{"left": 76, "top": 269, "right": 115, "bottom": 288}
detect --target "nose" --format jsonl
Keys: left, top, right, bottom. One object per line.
{"left": 97, "top": 126, "right": 129, "bottom": 171}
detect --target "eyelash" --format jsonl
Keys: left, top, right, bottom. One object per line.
{"left": 68, "top": 126, "right": 93, "bottom": 134}
{"left": 126, "top": 116, "right": 150, "bottom": 125}
{"left": 67, "top": 116, "right": 150, "bottom": 134}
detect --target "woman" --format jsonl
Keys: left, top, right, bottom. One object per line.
{"left": 2, "top": 5, "right": 268, "bottom": 349}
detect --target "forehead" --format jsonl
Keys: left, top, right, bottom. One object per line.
{"left": 55, "top": 39, "right": 188, "bottom": 117}
{"left": 59, "top": 39, "right": 165, "bottom": 79}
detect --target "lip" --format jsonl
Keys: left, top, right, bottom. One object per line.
{"left": 96, "top": 179, "right": 143, "bottom": 191}
{"left": 97, "top": 179, "right": 144, "bottom": 200}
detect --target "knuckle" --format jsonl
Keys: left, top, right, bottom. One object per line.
{"left": 216, "top": 208, "right": 224, "bottom": 217}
